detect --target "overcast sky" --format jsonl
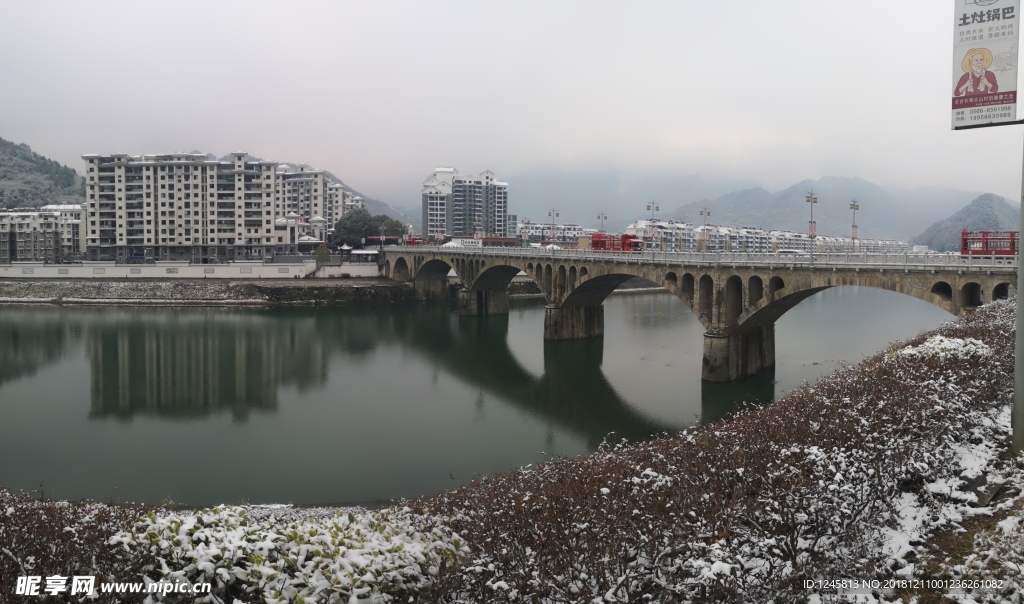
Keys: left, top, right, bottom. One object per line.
{"left": 0, "top": 0, "right": 1021, "bottom": 210}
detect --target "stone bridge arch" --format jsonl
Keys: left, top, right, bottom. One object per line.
{"left": 380, "top": 248, "right": 1016, "bottom": 382}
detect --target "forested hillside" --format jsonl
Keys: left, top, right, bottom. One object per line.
{"left": 0, "top": 137, "right": 83, "bottom": 209}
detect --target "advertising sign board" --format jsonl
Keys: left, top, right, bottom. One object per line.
{"left": 952, "top": 0, "right": 1020, "bottom": 128}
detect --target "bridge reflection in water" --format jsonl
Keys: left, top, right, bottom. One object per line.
{"left": 0, "top": 303, "right": 764, "bottom": 444}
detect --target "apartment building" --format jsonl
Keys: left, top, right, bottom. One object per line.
{"left": 0, "top": 211, "right": 63, "bottom": 263}
{"left": 421, "top": 167, "right": 508, "bottom": 239}
{"left": 274, "top": 164, "right": 329, "bottom": 222}
{"left": 41, "top": 204, "right": 84, "bottom": 258}
{"left": 324, "top": 183, "right": 364, "bottom": 230}
{"left": 81, "top": 152, "right": 317, "bottom": 262}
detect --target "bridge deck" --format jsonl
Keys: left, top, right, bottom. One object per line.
{"left": 390, "top": 246, "right": 1017, "bottom": 273}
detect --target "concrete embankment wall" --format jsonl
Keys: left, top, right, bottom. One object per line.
{"left": 0, "top": 280, "right": 414, "bottom": 307}
{"left": 0, "top": 261, "right": 317, "bottom": 280}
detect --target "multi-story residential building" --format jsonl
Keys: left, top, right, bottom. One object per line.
{"left": 421, "top": 167, "right": 508, "bottom": 238}
{"left": 323, "top": 184, "right": 364, "bottom": 231}
{"left": 274, "top": 164, "right": 330, "bottom": 222}
{"left": 81, "top": 152, "right": 318, "bottom": 262}
{"left": 506, "top": 214, "right": 518, "bottom": 238}
{"left": 421, "top": 167, "right": 455, "bottom": 240}
{"left": 80, "top": 152, "right": 366, "bottom": 262}
{"left": 41, "top": 204, "right": 84, "bottom": 258}
{"left": 0, "top": 211, "right": 63, "bottom": 263}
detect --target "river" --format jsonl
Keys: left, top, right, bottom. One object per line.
{"left": 0, "top": 287, "right": 949, "bottom": 507}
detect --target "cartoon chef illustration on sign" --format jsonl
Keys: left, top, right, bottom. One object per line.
{"left": 955, "top": 47, "right": 999, "bottom": 95}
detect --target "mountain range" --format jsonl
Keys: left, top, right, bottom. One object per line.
{"left": 910, "top": 194, "right": 1020, "bottom": 251}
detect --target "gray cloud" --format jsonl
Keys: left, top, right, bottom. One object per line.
{"left": 0, "top": 0, "right": 1020, "bottom": 216}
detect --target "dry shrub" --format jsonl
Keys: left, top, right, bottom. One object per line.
{"left": 0, "top": 490, "right": 153, "bottom": 603}
{"left": 418, "top": 301, "right": 1014, "bottom": 603}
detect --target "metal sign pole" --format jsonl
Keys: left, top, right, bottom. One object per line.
{"left": 955, "top": 120, "right": 1024, "bottom": 455}
{"left": 1016, "top": 132, "right": 1024, "bottom": 455}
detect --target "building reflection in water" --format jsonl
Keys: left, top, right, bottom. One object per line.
{"left": 85, "top": 311, "right": 329, "bottom": 420}
{"left": 0, "top": 309, "right": 82, "bottom": 388}
{"left": 1, "top": 303, "right": 777, "bottom": 435}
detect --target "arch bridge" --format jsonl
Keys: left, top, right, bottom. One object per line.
{"left": 381, "top": 247, "right": 1017, "bottom": 381}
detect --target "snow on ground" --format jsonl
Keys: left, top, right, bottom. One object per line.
{"left": 109, "top": 504, "right": 468, "bottom": 603}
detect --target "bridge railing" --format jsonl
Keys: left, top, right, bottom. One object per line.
{"left": 386, "top": 246, "right": 1018, "bottom": 270}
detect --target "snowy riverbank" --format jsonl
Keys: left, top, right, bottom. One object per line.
{"left": 2, "top": 300, "right": 1023, "bottom": 603}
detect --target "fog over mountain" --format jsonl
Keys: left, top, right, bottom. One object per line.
{"left": 911, "top": 194, "right": 1020, "bottom": 252}
{"left": 505, "top": 171, "right": 754, "bottom": 230}
{"left": 506, "top": 172, "right": 990, "bottom": 242}
{"left": 665, "top": 176, "right": 987, "bottom": 242}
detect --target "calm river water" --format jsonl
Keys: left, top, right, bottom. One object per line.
{"left": 0, "top": 287, "right": 949, "bottom": 507}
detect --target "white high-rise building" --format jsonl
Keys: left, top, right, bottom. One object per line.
{"left": 80, "top": 153, "right": 367, "bottom": 262}
{"left": 81, "top": 152, "right": 291, "bottom": 262}
{"left": 421, "top": 167, "right": 508, "bottom": 239}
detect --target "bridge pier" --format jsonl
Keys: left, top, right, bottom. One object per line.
{"left": 458, "top": 288, "right": 510, "bottom": 316}
{"left": 544, "top": 304, "right": 604, "bottom": 340}
{"left": 415, "top": 278, "right": 449, "bottom": 303}
{"left": 701, "top": 325, "right": 775, "bottom": 382}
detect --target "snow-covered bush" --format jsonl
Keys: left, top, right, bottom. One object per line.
{"left": 891, "top": 334, "right": 992, "bottom": 360}
{"left": 110, "top": 505, "right": 468, "bottom": 603}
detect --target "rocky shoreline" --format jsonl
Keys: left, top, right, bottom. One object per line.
{"left": 0, "top": 276, "right": 662, "bottom": 307}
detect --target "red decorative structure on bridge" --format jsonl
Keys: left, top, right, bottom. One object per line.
{"left": 590, "top": 233, "right": 643, "bottom": 252}
{"left": 960, "top": 230, "right": 1019, "bottom": 256}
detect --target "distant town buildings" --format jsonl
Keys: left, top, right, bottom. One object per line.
{"left": 623, "top": 219, "right": 909, "bottom": 254}
{"left": 516, "top": 218, "right": 597, "bottom": 242}
{"left": 78, "top": 152, "right": 363, "bottom": 262}
{"left": 421, "top": 167, "right": 509, "bottom": 239}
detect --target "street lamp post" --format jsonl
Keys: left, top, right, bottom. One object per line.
{"left": 849, "top": 198, "right": 860, "bottom": 245}
{"left": 806, "top": 190, "right": 818, "bottom": 238}
{"left": 699, "top": 206, "right": 711, "bottom": 251}
{"left": 547, "top": 208, "right": 559, "bottom": 244}
{"left": 646, "top": 201, "right": 660, "bottom": 255}
{"left": 597, "top": 212, "right": 608, "bottom": 233}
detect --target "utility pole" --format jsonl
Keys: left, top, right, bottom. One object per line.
{"left": 806, "top": 190, "right": 818, "bottom": 238}
{"left": 597, "top": 212, "right": 608, "bottom": 233}
{"left": 646, "top": 200, "right": 659, "bottom": 254}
